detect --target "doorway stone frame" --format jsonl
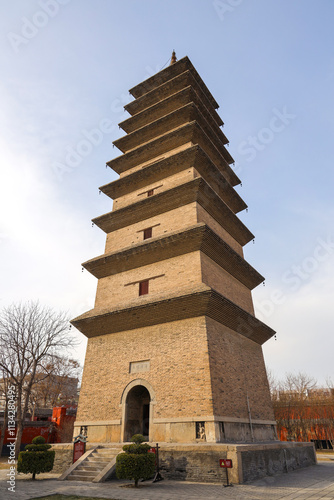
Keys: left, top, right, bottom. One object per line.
{"left": 120, "top": 378, "right": 156, "bottom": 442}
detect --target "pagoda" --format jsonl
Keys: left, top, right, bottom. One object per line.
{"left": 72, "top": 53, "right": 278, "bottom": 445}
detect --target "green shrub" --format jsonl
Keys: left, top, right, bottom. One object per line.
{"left": 116, "top": 434, "right": 155, "bottom": 487}
{"left": 32, "top": 436, "right": 47, "bottom": 445}
{"left": 17, "top": 435, "right": 55, "bottom": 480}
{"left": 122, "top": 443, "right": 151, "bottom": 454}
{"left": 131, "top": 434, "right": 146, "bottom": 444}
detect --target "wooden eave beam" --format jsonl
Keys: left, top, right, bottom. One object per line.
{"left": 107, "top": 121, "right": 239, "bottom": 186}
{"left": 129, "top": 56, "right": 219, "bottom": 109}
{"left": 125, "top": 70, "right": 223, "bottom": 126}
{"left": 100, "top": 145, "right": 246, "bottom": 214}
{"left": 82, "top": 223, "right": 263, "bottom": 289}
{"left": 71, "top": 287, "right": 275, "bottom": 345}
{"left": 93, "top": 178, "right": 254, "bottom": 246}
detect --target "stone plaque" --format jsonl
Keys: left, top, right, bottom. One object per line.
{"left": 130, "top": 360, "right": 150, "bottom": 373}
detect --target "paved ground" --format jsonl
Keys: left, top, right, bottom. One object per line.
{"left": 1, "top": 461, "right": 334, "bottom": 500}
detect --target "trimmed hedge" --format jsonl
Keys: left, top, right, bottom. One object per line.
{"left": 17, "top": 435, "right": 55, "bottom": 480}
{"left": 116, "top": 434, "right": 155, "bottom": 487}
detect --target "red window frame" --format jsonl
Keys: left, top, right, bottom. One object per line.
{"left": 139, "top": 280, "right": 149, "bottom": 296}
{"left": 143, "top": 227, "right": 152, "bottom": 240}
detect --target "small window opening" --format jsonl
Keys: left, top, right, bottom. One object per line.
{"left": 139, "top": 280, "right": 149, "bottom": 296}
{"left": 143, "top": 227, "right": 153, "bottom": 240}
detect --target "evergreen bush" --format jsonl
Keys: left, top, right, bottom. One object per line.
{"left": 17, "top": 435, "right": 55, "bottom": 480}
{"left": 116, "top": 434, "right": 155, "bottom": 487}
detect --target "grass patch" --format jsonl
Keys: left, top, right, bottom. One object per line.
{"left": 30, "top": 496, "right": 121, "bottom": 500}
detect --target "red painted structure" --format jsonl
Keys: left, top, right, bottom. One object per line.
{"left": 0, "top": 406, "right": 76, "bottom": 453}
{"left": 274, "top": 401, "right": 334, "bottom": 449}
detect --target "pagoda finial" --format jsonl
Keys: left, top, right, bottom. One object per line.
{"left": 170, "top": 50, "right": 177, "bottom": 65}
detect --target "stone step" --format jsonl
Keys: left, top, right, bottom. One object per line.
{"left": 86, "top": 457, "right": 111, "bottom": 464}
{"left": 70, "top": 470, "right": 97, "bottom": 477}
{"left": 64, "top": 448, "right": 122, "bottom": 482}
{"left": 67, "top": 475, "right": 93, "bottom": 482}
{"left": 96, "top": 447, "right": 121, "bottom": 453}
{"left": 94, "top": 452, "right": 119, "bottom": 458}
{"left": 76, "top": 465, "right": 100, "bottom": 472}
{"left": 91, "top": 452, "right": 116, "bottom": 457}
{"left": 76, "top": 463, "right": 101, "bottom": 471}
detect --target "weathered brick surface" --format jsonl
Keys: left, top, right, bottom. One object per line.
{"left": 159, "top": 448, "right": 228, "bottom": 482}
{"left": 205, "top": 317, "right": 274, "bottom": 421}
{"left": 51, "top": 444, "right": 73, "bottom": 473}
{"left": 76, "top": 316, "right": 213, "bottom": 423}
{"left": 119, "top": 143, "right": 192, "bottom": 177}
{"left": 240, "top": 444, "right": 316, "bottom": 482}
{"left": 158, "top": 442, "right": 316, "bottom": 483}
{"left": 94, "top": 252, "right": 201, "bottom": 310}
{"left": 196, "top": 204, "right": 243, "bottom": 255}
{"left": 113, "top": 168, "right": 197, "bottom": 211}
{"left": 201, "top": 253, "right": 254, "bottom": 314}
{"left": 104, "top": 203, "right": 197, "bottom": 253}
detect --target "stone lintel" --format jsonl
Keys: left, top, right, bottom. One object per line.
{"left": 129, "top": 56, "right": 219, "bottom": 110}
{"left": 113, "top": 102, "right": 232, "bottom": 165}
{"left": 93, "top": 178, "right": 254, "bottom": 246}
{"left": 74, "top": 417, "right": 276, "bottom": 426}
{"left": 125, "top": 70, "right": 223, "bottom": 127}
{"left": 75, "top": 420, "right": 121, "bottom": 426}
{"left": 101, "top": 145, "right": 246, "bottom": 214}
{"left": 82, "top": 223, "right": 263, "bottom": 289}
{"left": 153, "top": 416, "right": 277, "bottom": 425}
{"left": 70, "top": 286, "right": 275, "bottom": 344}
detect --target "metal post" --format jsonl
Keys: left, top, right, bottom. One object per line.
{"left": 152, "top": 443, "right": 164, "bottom": 482}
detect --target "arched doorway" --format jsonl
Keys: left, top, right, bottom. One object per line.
{"left": 124, "top": 385, "right": 151, "bottom": 441}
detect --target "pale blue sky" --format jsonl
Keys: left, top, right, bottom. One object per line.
{"left": 1, "top": 0, "right": 333, "bottom": 384}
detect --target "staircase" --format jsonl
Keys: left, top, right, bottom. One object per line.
{"left": 60, "top": 445, "right": 123, "bottom": 482}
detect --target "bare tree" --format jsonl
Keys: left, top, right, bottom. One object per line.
{"left": 266, "top": 366, "right": 279, "bottom": 400}
{"left": 0, "top": 369, "right": 12, "bottom": 457}
{"left": 271, "top": 371, "right": 318, "bottom": 442}
{"left": 29, "top": 356, "right": 81, "bottom": 414}
{"left": 0, "top": 302, "right": 77, "bottom": 457}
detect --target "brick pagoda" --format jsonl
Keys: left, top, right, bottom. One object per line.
{"left": 72, "top": 54, "right": 278, "bottom": 445}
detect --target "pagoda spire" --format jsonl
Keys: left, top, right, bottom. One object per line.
{"left": 170, "top": 50, "right": 177, "bottom": 65}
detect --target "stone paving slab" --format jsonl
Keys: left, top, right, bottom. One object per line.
{"left": 1, "top": 462, "right": 334, "bottom": 499}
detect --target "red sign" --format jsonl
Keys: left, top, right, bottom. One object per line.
{"left": 220, "top": 459, "right": 233, "bottom": 468}
{"left": 73, "top": 440, "right": 85, "bottom": 463}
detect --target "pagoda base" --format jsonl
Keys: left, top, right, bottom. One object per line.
{"left": 62, "top": 440, "right": 316, "bottom": 483}
{"left": 156, "top": 441, "right": 316, "bottom": 483}
{"left": 74, "top": 417, "right": 278, "bottom": 445}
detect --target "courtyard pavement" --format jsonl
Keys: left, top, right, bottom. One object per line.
{"left": 1, "top": 460, "right": 334, "bottom": 500}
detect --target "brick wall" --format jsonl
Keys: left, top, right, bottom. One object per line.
{"left": 197, "top": 204, "right": 243, "bottom": 255}
{"left": 76, "top": 316, "right": 213, "bottom": 423}
{"left": 201, "top": 253, "right": 254, "bottom": 314}
{"left": 113, "top": 168, "right": 196, "bottom": 211}
{"left": 206, "top": 317, "right": 274, "bottom": 421}
{"left": 94, "top": 252, "right": 201, "bottom": 310}
{"left": 120, "top": 143, "right": 192, "bottom": 177}
{"left": 105, "top": 203, "right": 197, "bottom": 253}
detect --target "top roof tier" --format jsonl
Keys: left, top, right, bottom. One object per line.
{"left": 129, "top": 56, "right": 219, "bottom": 109}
